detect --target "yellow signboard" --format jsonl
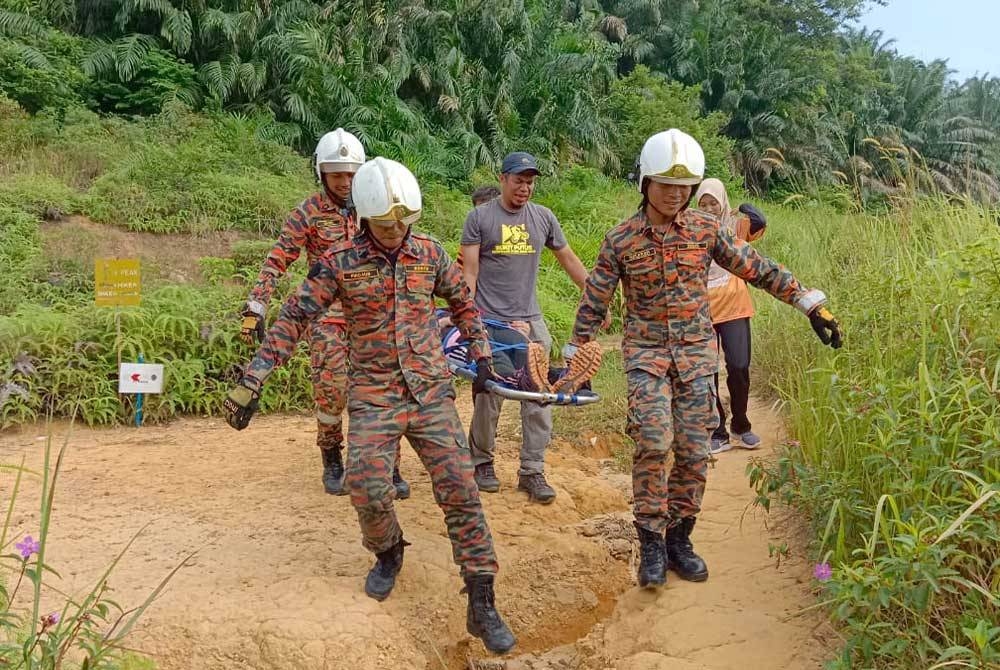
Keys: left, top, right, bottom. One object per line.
{"left": 95, "top": 259, "right": 141, "bottom": 307}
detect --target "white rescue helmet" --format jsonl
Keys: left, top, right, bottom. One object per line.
{"left": 353, "top": 157, "right": 422, "bottom": 227}
{"left": 313, "top": 128, "right": 365, "bottom": 181}
{"left": 638, "top": 129, "right": 706, "bottom": 190}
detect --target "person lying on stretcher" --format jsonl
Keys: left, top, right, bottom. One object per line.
{"left": 438, "top": 310, "right": 604, "bottom": 395}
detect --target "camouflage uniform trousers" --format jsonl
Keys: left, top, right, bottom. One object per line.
{"left": 626, "top": 368, "right": 719, "bottom": 533}
{"left": 345, "top": 391, "right": 498, "bottom": 577}
{"left": 309, "top": 321, "right": 404, "bottom": 464}
{"left": 308, "top": 319, "right": 349, "bottom": 450}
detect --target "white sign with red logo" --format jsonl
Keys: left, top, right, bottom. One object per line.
{"left": 118, "top": 363, "right": 165, "bottom": 394}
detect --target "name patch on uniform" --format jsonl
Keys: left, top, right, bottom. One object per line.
{"left": 343, "top": 269, "right": 378, "bottom": 281}
{"left": 408, "top": 264, "right": 436, "bottom": 275}
{"left": 674, "top": 242, "right": 708, "bottom": 251}
{"left": 623, "top": 248, "right": 656, "bottom": 263}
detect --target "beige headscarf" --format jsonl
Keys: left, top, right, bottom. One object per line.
{"left": 694, "top": 178, "right": 735, "bottom": 231}
{"left": 694, "top": 178, "right": 737, "bottom": 290}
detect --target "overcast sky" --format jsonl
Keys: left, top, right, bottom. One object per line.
{"left": 856, "top": 0, "right": 999, "bottom": 81}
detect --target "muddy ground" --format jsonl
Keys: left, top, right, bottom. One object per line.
{"left": 1, "top": 391, "right": 835, "bottom": 670}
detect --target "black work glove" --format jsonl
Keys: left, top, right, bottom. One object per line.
{"left": 738, "top": 203, "right": 767, "bottom": 235}
{"left": 223, "top": 379, "right": 261, "bottom": 430}
{"left": 809, "top": 306, "right": 842, "bottom": 349}
{"left": 473, "top": 357, "right": 495, "bottom": 394}
{"left": 239, "top": 312, "right": 265, "bottom": 346}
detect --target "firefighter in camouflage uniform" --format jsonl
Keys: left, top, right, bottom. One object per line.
{"left": 238, "top": 128, "right": 408, "bottom": 499}
{"left": 224, "top": 157, "right": 517, "bottom": 655}
{"left": 567, "top": 129, "right": 842, "bottom": 589}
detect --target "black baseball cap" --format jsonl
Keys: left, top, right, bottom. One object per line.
{"left": 501, "top": 151, "right": 540, "bottom": 175}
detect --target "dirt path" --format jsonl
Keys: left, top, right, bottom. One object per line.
{"left": 0, "top": 393, "right": 834, "bottom": 669}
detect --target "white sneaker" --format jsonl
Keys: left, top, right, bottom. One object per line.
{"left": 710, "top": 437, "right": 732, "bottom": 454}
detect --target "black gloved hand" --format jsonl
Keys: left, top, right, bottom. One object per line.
{"left": 473, "top": 357, "right": 495, "bottom": 394}
{"left": 738, "top": 203, "right": 767, "bottom": 234}
{"left": 809, "top": 306, "right": 842, "bottom": 349}
{"left": 223, "top": 379, "right": 261, "bottom": 430}
{"left": 239, "top": 312, "right": 265, "bottom": 346}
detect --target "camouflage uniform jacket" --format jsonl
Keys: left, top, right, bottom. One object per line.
{"left": 245, "top": 191, "right": 357, "bottom": 323}
{"left": 246, "top": 228, "right": 491, "bottom": 406}
{"left": 573, "top": 209, "right": 821, "bottom": 381}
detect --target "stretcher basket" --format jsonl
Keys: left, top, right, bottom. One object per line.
{"left": 439, "top": 313, "right": 601, "bottom": 406}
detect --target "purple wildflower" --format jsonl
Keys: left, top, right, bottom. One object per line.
{"left": 15, "top": 535, "right": 40, "bottom": 560}
{"left": 813, "top": 562, "right": 833, "bottom": 582}
{"left": 41, "top": 612, "right": 60, "bottom": 630}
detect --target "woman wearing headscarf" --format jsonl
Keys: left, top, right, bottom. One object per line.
{"left": 693, "top": 178, "right": 767, "bottom": 454}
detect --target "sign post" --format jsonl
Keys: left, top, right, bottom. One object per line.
{"left": 95, "top": 258, "right": 156, "bottom": 426}
{"left": 118, "top": 358, "right": 164, "bottom": 427}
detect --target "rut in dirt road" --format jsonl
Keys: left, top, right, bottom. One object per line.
{"left": 0, "top": 394, "right": 833, "bottom": 670}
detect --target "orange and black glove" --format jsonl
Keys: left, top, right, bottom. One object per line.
{"left": 809, "top": 306, "right": 842, "bottom": 349}
{"left": 239, "top": 311, "right": 265, "bottom": 346}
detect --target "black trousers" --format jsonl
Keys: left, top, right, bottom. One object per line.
{"left": 712, "top": 317, "right": 751, "bottom": 440}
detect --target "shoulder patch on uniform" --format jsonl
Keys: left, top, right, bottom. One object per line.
{"left": 623, "top": 248, "right": 656, "bottom": 263}
{"left": 342, "top": 269, "right": 378, "bottom": 281}
{"left": 408, "top": 264, "right": 436, "bottom": 275}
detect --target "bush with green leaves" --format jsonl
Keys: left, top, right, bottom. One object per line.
{"left": 0, "top": 283, "right": 315, "bottom": 429}
{"left": 86, "top": 46, "right": 198, "bottom": 116}
{"left": 0, "top": 23, "right": 90, "bottom": 115}
{"left": 606, "top": 67, "right": 736, "bottom": 189}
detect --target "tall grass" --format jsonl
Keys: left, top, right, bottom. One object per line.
{"left": 748, "top": 199, "right": 1000, "bottom": 669}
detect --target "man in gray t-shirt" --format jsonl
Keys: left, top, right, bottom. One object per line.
{"left": 460, "top": 152, "right": 591, "bottom": 504}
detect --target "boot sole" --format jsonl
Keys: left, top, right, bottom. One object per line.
{"left": 669, "top": 567, "right": 709, "bottom": 582}
{"left": 552, "top": 341, "right": 603, "bottom": 394}
{"left": 467, "top": 622, "right": 517, "bottom": 655}
{"left": 324, "top": 483, "right": 349, "bottom": 496}
{"left": 476, "top": 482, "right": 500, "bottom": 493}
{"left": 365, "top": 587, "right": 392, "bottom": 601}
{"left": 525, "top": 342, "right": 552, "bottom": 393}
{"left": 517, "top": 485, "right": 556, "bottom": 504}
{"left": 639, "top": 579, "right": 666, "bottom": 590}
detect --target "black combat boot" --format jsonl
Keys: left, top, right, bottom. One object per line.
{"left": 665, "top": 517, "right": 709, "bottom": 582}
{"left": 636, "top": 524, "right": 667, "bottom": 589}
{"left": 393, "top": 467, "right": 411, "bottom": 500}
{"left": 474, "top": 462, "right": 500, "bottom": 493}
{"left": 364, "top": 538, "right": 410, "bottom": 601}
{"left": 517, "top": 472, "right": 556, "bottom": 504}
{"left": 321, "top": 447, "right": 347, "bottom": 496}
{"left": 463, "top": 574, "right": 516, "bottom": 655}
